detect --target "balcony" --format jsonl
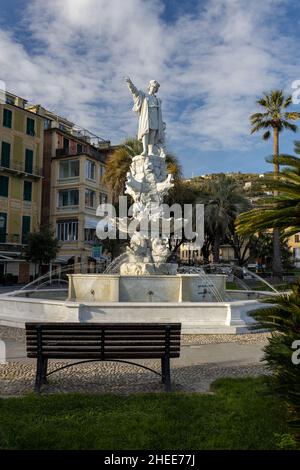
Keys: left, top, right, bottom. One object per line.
{"left": 0, "top": 162, "right": 43, "bottom": 179}
{"left": 55, "top": 146, "right": 107, "bottom": 162}
{"left": 56, "top": 148, "right": 72, "bottom": 157}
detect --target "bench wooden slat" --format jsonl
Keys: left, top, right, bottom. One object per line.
{"left": 26, "top": 333, "right": 180, "bottom": 340}
{"left": 27, "top": 344, "right": 179, "bottom": 355}
{"left": 26, "top": 323, "right": 180, "bottom": 330}
{"left": 27, "top": 341, "right": 180, "bottom": 347}
{"left": 26, "top": 329, "right": 180, "bottom": 336}
{"left": 27, "top": 352, "right": 180, "bottom": 359}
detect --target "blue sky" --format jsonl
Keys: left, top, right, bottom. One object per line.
{"left": 1, "top": 0, "right": 300, "bottom": 177}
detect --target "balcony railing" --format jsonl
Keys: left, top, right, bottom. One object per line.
{"left": 0, "top": 162, "right": 43, "bottom": 178}
{"left": 57, "top": 204, "right": 79, "bottom": 211}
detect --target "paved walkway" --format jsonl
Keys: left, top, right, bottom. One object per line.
{"left": 0, "top": 332, "right": 270, "bottom": 396}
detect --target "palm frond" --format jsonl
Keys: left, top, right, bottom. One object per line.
{"left": 262, "top": 130, "right": 271, "bottom": 140}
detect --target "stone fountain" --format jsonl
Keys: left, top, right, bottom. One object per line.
{"left": 68, "top": 77, "right": 226, "bottom": 303}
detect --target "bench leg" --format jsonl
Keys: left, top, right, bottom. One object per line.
{"left": 34, "top": 355, "right": 44, "bottom": 394}
{"left": 161, "top": 358, "right": 166, "bottom": 384}
{"left": 163, "top": 354, "right": 171, "bottom": 392}
{"left": 42, "top": 358, "right": 48, "bottom": 384}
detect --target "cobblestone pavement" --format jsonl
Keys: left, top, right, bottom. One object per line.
{"left": 0, "top": 326, "right": 271, "bottom": 396}
{"left": 0, "top": 361, "right": 270, "bottom": 396}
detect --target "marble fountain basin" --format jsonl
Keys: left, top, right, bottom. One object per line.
{"left": 0, "top": 273, "right": 275, "bottom": 334}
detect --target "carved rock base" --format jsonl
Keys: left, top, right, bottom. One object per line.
{"left": 120, "top": 262, "right": 178, "bottom": 276}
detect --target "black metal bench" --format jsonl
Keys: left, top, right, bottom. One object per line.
{"left": 25, "top": 322, "right": 181, "bottom": 393}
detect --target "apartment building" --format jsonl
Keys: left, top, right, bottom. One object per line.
{"left": 37, "top": 109, "right": 113, "bottom": 272}
{"left": 0, "top": 91, "right": 44, "bottom": 282}
{"left": 287, "top": 233, "right": 300, "bottom": 268}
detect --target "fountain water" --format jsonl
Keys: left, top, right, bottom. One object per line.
{"left": 103, "top": 253, "right": 129, "bottom": 274}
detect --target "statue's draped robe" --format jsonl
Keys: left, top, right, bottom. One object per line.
{"left": 130, "top": 84, "right": 164, "bottom": 143}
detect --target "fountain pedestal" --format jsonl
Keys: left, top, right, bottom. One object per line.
{"left": 120, "top": 262, "right": 178, "bottom": 275}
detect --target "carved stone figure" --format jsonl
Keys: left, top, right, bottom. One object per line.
{"left": 125, "top": 77, "right": 164, "bottom": 156}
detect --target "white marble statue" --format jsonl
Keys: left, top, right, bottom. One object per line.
{"left": 125, "top": 77, "right": 164, "bottom": 156}
{"left": 118, "top": 77, "right": 178, "bottom": 275}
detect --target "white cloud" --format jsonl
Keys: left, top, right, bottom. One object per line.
{"left": 0, "top": 0, "right": 298, "bottom": 159}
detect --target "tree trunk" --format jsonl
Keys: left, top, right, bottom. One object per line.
{"left": 272, "top": 127, "right": 283, "bottom": 277}
{"left": 213, "top": 237, "right": 220, "bottom": 263}
{"left": 273, "top": 127, "right": 280, "bottom": 176}
{"left": 272, "top": 228, "right": 283, "bottom": 277}
{"left": 201, "top": 236, "right": 211, "bottom": 264}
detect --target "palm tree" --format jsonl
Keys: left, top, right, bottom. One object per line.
{"left": 199, "top": 176, "right": 250, "bottom": 263}
{"left": 250, "top": 90, "right": 300, "bottom": 276}
{"left": 236, "top": 149, "right": 300, "bottom": 238}
{"left": 103, "top": 137, "right": 182, "bottom": 203}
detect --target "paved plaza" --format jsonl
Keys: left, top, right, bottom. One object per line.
{"left": 0, "top": 327, "right": 270, "bottom": 396}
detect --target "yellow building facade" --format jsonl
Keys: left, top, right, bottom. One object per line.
{"left": 0, "top": 91, "right": 44, "bottom": 282}
{"left": 287, "top": 233, "right": 300, "bottom": 268}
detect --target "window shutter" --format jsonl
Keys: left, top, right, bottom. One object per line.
{"left": 26, "top": 118, "right": 35, "bottom": 136}
{"left": 25, "top": 149, "right": 33, "bottom": 173}
{"left": 0, "top": 213, "right": 7, "bottom": 243}
{"left": 23, "top": 181, "right": 32, "bottom": 201}
{"left": 1, "top": 142, "right": 11, "bottom": 168}
{"left": 3, "top": 109, "right": 12, "bottom": 128}
{"left": 0, "top": 176, "right": 9, "bottom": 197}
{"left": 22, "top": 215, "right": 31, "bottom": 244}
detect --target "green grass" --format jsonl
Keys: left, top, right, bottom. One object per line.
{"left": 0, "top": 377, "right": 290, "bottom": 450}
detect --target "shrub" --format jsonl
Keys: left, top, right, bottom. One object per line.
{"left": 251, "top": 279, "right": 300, "bottom": 441}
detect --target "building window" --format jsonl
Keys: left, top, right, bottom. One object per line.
{"left": 23, "top": 181, "right": 32, "bottom": 201}
{"left": 59, "top": 159, "right": 79, "bottom": 179}
{"left": 63, "top": 137, "right": 69, "bottom": 151}
{"left": 44, "top": 119, "right": 51, "bottom": 130}
{"left": 3, "top": 108, "right": 12, "bottom": 128}
{"left": 84, "top": 228, "right": 96, "bottom": 241}
{"left": 56, "top": 219, "right": 78, "bottom": 241}
{"left": 99, "top": 165, "right": 105, "bottom": 179}
{"left": 58, "top": 189, "right": 79, "bottom": 207}
{"left": 25, "top": 149, "right": 33, "bottom": 174}
{"left": 295, "top": 235, "right": 300, "bottom": 243}
{"left": 99, "top": 192, "right": 108, "bottom": 204}
{"left": 22, "top": 215, "right": 31, "bottom": 244}
{"left": 77, "top": 143, "right": 83, "bottom": 153}
{"left": 5, "top": 96, "right": 15, "bottom": 105}
{"left": 0, "top": 176, "right": 9, "bottom": 197}
{"left": 26, "top": 117, "right": 35, "bottom": 136}
{"left": 85, "top": 189, "right": 95, "bottom": 208}
{"left": 1, "top": 141, "right": 11, "bottom": 168}
{"left": 85, "top": 160, "right": 95, "bottom": 180}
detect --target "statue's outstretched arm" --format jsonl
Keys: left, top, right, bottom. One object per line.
{"left": 124, "top": 76, "right": 139, "bottom": 97}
